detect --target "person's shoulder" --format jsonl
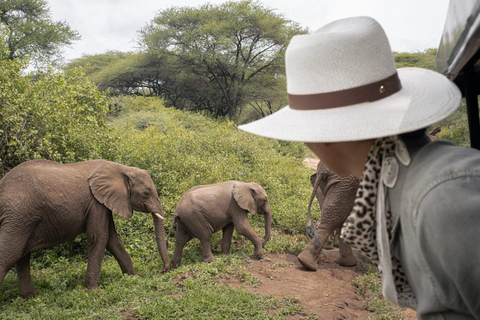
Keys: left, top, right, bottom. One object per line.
{"left": 409, "top": 140, "right": 480, "bottom": 182}
{"left": 400, "top": 140, "right": 480, "bottom": 211}
{"left": 418, "top": 139, "right": 479, "bottom": 159}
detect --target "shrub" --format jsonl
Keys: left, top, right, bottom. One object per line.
{"left": 108, "top": 96, "right": 316, "bottom": 241}
{"left": 0, "top": 61, "right": 115, "bottom": 176}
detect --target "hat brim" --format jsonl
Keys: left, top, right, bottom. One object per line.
{"left": 238, "top": 68, "right": 462, "bottom": 142}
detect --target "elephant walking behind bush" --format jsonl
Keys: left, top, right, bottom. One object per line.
{"left": 0, "top": 159, "right": 170, "bottom": 297}
{"left": 168, "top": 181, "right": 272, "bottom": 269}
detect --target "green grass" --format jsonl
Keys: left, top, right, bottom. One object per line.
{"left": 0, "top": 238, "right": 307, "bottom": 319}
{"left": 351, "top": 263, "right": 409, "bottom": 320}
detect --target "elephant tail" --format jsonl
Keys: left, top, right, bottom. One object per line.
{"left": 166, "top": 213, "right": 178, "bottom": 248}
{"left": 305, "top": 169, "right": 321, "bottom": 242}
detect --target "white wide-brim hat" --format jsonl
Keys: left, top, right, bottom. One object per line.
{"left": 238, "top": 17, "right": 461, "bottom": 142}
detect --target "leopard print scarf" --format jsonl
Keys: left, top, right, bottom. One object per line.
{"left": 341, "top": 136, "right": 417, "bottom": 308}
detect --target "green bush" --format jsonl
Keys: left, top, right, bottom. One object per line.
{"left": 108, "top": 96, "right": 316, "bottom": 241}
{"left": 434, "top": 101, "right": 470, "bottom": 147}
{"left": 0, "top": 60, "right": 115, "bottom": 176}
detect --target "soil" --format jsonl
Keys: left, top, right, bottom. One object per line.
{"left": 220, "top": 251, "right": 417, "bottom": 319}
{"left": 303, "top": 158, "right": 321, "bottom": 170}
{"left": 224, "top": 251, "right": 369, "bottom": 319}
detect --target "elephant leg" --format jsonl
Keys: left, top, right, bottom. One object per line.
{"left": 84, "top": 211, "right": 109, "bottom": 289}
{"left": 106, "top": 215, "right": 137, "bottom": 276}
{"left": 0, "top": 225, "right": 34, "bottom": 294}
{"left": 299, "top": 175, "right": 358, "bottom": 270}
{"left": 16, "top": 253, "right": 35, "bottom": 298}
{"left": 337, "top": 228, "right": 357, "bottom": 267}
{"left": 297, "top": 223, "right": 334, "bottom": 271}
{"left": 170, "top": 221, "right": 192, "bottom": 269}
{"left": 232, "top": 215, "right": 265, "bottom": 257}
{"left": 324, "top": 233, "right": 334, "bottom": 250}
{"left": 221, "top": 223, "right": 234, "bottom": 254}
{"left": 200, "top": 238, "right": 216, "bottom": 263}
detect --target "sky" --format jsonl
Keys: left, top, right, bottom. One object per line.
{"left": 48, "top": 0, "right": 451, "bottom": 63}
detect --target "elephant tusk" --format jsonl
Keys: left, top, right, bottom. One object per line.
{"left": 153, "top": 212, "right": 164, "bottom": 220}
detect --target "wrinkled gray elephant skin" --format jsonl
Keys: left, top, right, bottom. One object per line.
{"left": 167, "top": 181, "right": 272, "bottom": 269}
{"left": 0, "top": 159, "right": 170, "bottom": 297}
{"left": 298, "top": 161, "right": 359, "bottom": 271}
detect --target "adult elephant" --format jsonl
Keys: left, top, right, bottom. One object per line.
{"left": 168, "top": 181, "right": 272, "bottom": 269}
{"left": 0, "top": 159, "right": 169, "bottom": 297}
{"left": 297, "top": 161, "right": 359, "bottom": 270}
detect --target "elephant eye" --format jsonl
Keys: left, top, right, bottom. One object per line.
{"left": 143, "top": 190, "right": 151, "bottom": 197}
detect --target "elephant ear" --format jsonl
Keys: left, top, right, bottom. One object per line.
{"left": 88, "top": 160, "right": 133, "bottom": 219}
{"left": 233, "top": 183, "right": 257, "bottom": 214}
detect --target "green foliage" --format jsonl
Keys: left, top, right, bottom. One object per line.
{"left": 434, "top": 100, "right": 470, "bottom": 147}
{"left": 65, "top": 51, "right": 170, "bottom": 96}
{"left": 109, "top": 96, "right": 312, "bottom": 235}
{"left": 138, "top": 0, "right": 306, "bottom": 118}
{"left": 394, "top": 48, "right": 437, "bottom": 69}
{"left": 394, "top": 49, "right": 471, "bottom": 147}
{"left": 0, "top": 58, "right": 114, "bottom": 176}
{"left": 0, "top": 254, "right": 304, "bottom": 319}
{"left": 351, "top": 263, "right": 407, "bottom": 319}
{"left": 238, "top": 73, "right": 288, "bottom": 124}
{"left": 0, "top": 0, "right": 79, "bottom": 69}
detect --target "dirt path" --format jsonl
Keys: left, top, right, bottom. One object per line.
{"left": 224, "top": 158, "right": 417, "bottom": 319}
{"left": 303, "top": 158, "right": 320, "bottom": 170}
{"left": 225, "top": 251, "right": 369, "bottom": 319}
{"left": 223, "top": 251, "right": 417, "bottom": 319}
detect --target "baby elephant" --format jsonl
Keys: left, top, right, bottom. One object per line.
{"left": 168, "top": 181, "right": 272, "bottom": 269}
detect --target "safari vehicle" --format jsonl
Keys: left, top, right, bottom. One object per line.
{"left": 435, "top": 0, "right": 480, "bottom": 149}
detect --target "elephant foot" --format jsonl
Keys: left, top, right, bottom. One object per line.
{"left": 19, "top": 288, "right": 35, "bottom": 299}
{"left": 160, "top": 264, "right": 171, "bottom": 273}
{"left": 203, "top": 256, "right": 216, "bottom": 263}
{"left": 84, "top": 284, "right": 100, "bottom": 291}
{"left": 297, "top": 241, "right": 324, "bottom": 271}
{"left": 336, "top": 255, "right": 357, "bottom": 267}
{"left": 254, "top": 247, "right": 266, "bottom": 257}
{"left": 297, "top": 250, "right": 318, "bottom": 271}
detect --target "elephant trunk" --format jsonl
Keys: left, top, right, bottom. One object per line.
{"left": 262, "top": 205, "right": 272, "bottom": 248}
{"left": 152, "top": 211, "right": 170, "bottom": 271}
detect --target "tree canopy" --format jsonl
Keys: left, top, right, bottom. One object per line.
{"left": 138, "top": 0, "right": 306, "bottom": 118}
{"left": 0, "top": 0, "right": 79, "bottom": 68}
{"left": 0, "top": 36, "right": 113, "bottom": 176}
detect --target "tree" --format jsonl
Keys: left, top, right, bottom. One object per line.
{"left": 66, "top": 51, "right": 176, "bottom": 97}
{"left": 0, "top": 41, "right": 114, "bottom": 176}
{"left": 138, "top": 0, "right": 306, "bottom": 118}
{"left": 0, "top": 0, "right": 79, "bottom": 68}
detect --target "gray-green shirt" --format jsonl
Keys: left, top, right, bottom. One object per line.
{"left": 389, "top": 136, "right": 480, "bottom": 319}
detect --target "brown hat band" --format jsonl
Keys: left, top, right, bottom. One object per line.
{"left": 288, "top": 72, "right": 402, "bottom": 110}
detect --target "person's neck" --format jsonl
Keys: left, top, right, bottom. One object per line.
{"left": 337, "top": 140, "right": 374, "bottom": 179}
{"left": 306, "top": 139, "right": 374, "bottom": 179}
